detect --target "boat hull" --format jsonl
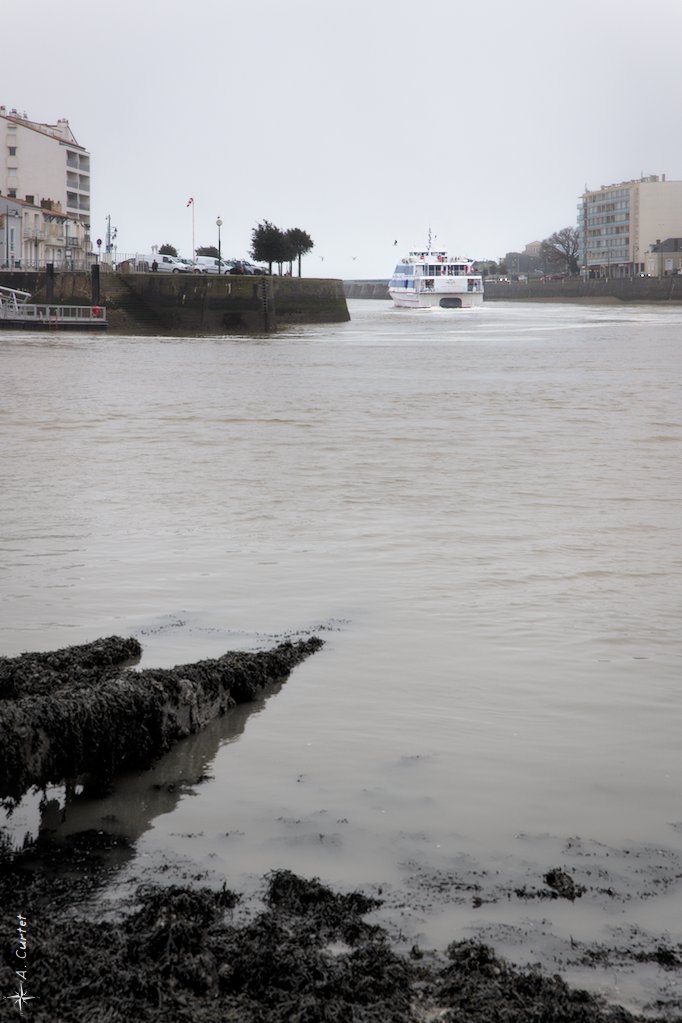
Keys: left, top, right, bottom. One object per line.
{"left": 389, "top": 289, "right": 483, "bottom": 309}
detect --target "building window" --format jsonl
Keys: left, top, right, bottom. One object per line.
{"left": 8, "top": 146, "right": 16, "bottom": 156}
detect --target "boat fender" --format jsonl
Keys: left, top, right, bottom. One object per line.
{"left": 92, "top": 306, "right": 102, "bottom": 318}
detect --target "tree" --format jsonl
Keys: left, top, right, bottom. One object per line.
{"left": 196, "top": 245, "right": 218, "bottom": 258}
{"left": 285, "top": 228, "right": 314, "bottom": 277}
{"left": 250, "top": 221, "right": 315, "bottom": 275}
{"left": 541, "top": 227, "right": 580, "bottom": 276}
{"left": 158, "top": 243, "right": 178, "bottom": 257}
{"left": 250, "top": 221, "right": 287, "bottom": 274}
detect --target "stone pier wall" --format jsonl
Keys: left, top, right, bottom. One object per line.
{"left": 344, "top": 277, "right": 682, "bottom": 303}
{"left": 0, "top": 269, "right": 350, "bottom": 334}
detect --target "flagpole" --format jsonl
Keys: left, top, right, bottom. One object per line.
{"left": 187, "top": 197, "right": 195, "bottom": 262}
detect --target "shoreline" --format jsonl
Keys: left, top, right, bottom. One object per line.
{"left": 2, "top": 638, "right": 681, "bottom": 1020}
{"left": 2, "top": 841, "right": 680, "bottom": 1022}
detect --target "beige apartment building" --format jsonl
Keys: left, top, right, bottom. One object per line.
{"left": 578, "top": 174, "right": 682, "bottom": 278}
{"left": 0, "top": 105, "right": 91, "bottom": 269}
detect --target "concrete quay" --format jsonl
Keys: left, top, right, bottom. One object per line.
{"left": 0, "top": 268, "right": 350, "bottom": 334}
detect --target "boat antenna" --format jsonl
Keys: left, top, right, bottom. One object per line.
{"left": 427, "top": 227, "right": 432, "bottom": 252}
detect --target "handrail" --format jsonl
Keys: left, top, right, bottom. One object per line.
{"left": 0, "top": 302, "right": 106, "bottom": 323}
{"left": 0, "top": 285, "right": 32, "bottom": 303}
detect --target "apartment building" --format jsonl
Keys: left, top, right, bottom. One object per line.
{"left": 0, "top": 105, "right": 91, "bottom": 268}
{"left": 578, "top": 174, "right": 682, "bottom": 278}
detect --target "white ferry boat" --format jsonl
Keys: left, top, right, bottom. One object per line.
{"left": 388, "top": 247, "right": 484, "bottom": 308}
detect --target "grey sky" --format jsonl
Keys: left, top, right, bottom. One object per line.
{"left": 6, "top": 0, "right": 682, "bottom": 279}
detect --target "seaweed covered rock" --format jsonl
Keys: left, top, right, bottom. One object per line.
{"left": 543, "top": 866, "right": 586, "bottom": 901}
{"left": 0, "top": 635, "right": 142, "bottom": 700}
{"left": 0, "top": 636, "right": 323, "bottom": 802}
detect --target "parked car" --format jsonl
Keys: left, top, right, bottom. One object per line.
{"left": 228, "top": 260, "right": 267, "bottom": 275}
{"left": 193, "top": 256, "right": 231, "bottom": 274}
{"left": 136, "top": 253, "right": 190, "bottom": 273}
{"left": 156, "top": 254, "right": 191, "bottom": 273}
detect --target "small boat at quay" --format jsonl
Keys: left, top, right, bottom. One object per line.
{"left": 0, "top": 285, "right": 107, "bottom": 330}
{"left": 388, "top": 245, "right": 484, "bottom": 309}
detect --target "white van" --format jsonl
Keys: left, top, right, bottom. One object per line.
{"left": 135, "top": 254, "right": 190, "bottom": 273}
{"left": 193, "top": 256, "right": 231, "bottom": 274}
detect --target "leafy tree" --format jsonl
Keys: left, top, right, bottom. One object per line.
{"left": 285, "top": 228, "right": 314, "bottom": 277}
{"left": 158, "top": 243, "right": 178, "bottom": 257}
{"left": 251, "top": 221, "right": 314, "bottom": 275}
{"left": 541, "top": 227, "right": 580, "bottom": 276}
{"left": 196, "top": 245, "right": 218, "bottom": 258}
{"left": 250, "top": 221, "right": 288, "bottom": 274}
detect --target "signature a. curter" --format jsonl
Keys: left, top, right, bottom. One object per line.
{"left": 6, "top": 914, "right": 35, "bottom": 1013}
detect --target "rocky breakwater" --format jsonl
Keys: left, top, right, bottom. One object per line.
{"left": 0, "top": 634, "right": 323, "bottom": 804}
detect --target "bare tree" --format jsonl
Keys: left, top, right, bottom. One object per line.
{"left": 541, "top": 227, "right": 580, "bottom": 276}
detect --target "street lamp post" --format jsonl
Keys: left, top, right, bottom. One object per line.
{"left": 216, "top": 217, "right": 223, "bottom": 273}
{"left": 4, "top": 204, "right": 20, "bottom": 267}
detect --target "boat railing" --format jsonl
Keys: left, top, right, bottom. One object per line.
{"left": 0, "top": 285, "right": 32, "bottom": 314}
{"left": 0, "top": 300, "right": 106, "bottom": 324}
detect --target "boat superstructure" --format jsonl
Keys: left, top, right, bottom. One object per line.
{"left": 388, "top": 248, "right": 484, "bottom": 308}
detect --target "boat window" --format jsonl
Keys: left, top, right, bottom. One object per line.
{"left": 393, "top": 264, "right": 414, "bottom": 275}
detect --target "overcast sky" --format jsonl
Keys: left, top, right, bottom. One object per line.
{"left": 5, "top": 0, "right": 682, "bottom": 278}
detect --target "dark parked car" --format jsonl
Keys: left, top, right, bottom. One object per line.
{"left": 228, "top": 260, "right": 267, "bottom": 275}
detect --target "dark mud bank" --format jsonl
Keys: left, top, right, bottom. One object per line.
{"left": 0, "top": 635, "right": 323, "bottom": 803}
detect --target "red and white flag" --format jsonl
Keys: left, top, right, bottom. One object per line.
{"left": 186, "top": 197, "right": 194, "bottom": 207}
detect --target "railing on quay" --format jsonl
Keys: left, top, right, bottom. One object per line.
{"left": 1, "top": 254, "right": 190, "bottom": 273}
{"left": 1, "top": 259, "right": 97, "bottom": 273}
{"left": 0, "top": 300, "right": 106, "bottom": 326}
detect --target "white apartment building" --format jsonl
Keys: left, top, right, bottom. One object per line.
{"left": 578, "top": 174, "right": 682, "bottom": 278}
{"left": 0, "top": 105, "right": 91, "bottom": 269}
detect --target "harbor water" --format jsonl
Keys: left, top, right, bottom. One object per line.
{"left": 2, "top": 299, "right": 681, "bottom": 1010}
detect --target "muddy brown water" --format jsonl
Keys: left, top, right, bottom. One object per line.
{"left": 1, "top": 300, "right": 681, "bottom": 1015}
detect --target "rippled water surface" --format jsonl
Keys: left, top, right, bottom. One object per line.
{"left": 2, "top": 299, "right": 681, "bottom": 1006}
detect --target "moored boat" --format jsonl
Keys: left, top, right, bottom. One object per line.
{"left": 388, "top": 246, "right": 484, "bottom": 308}
{"left": 0, "top": 285, "right": 107, "bottom": 330}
